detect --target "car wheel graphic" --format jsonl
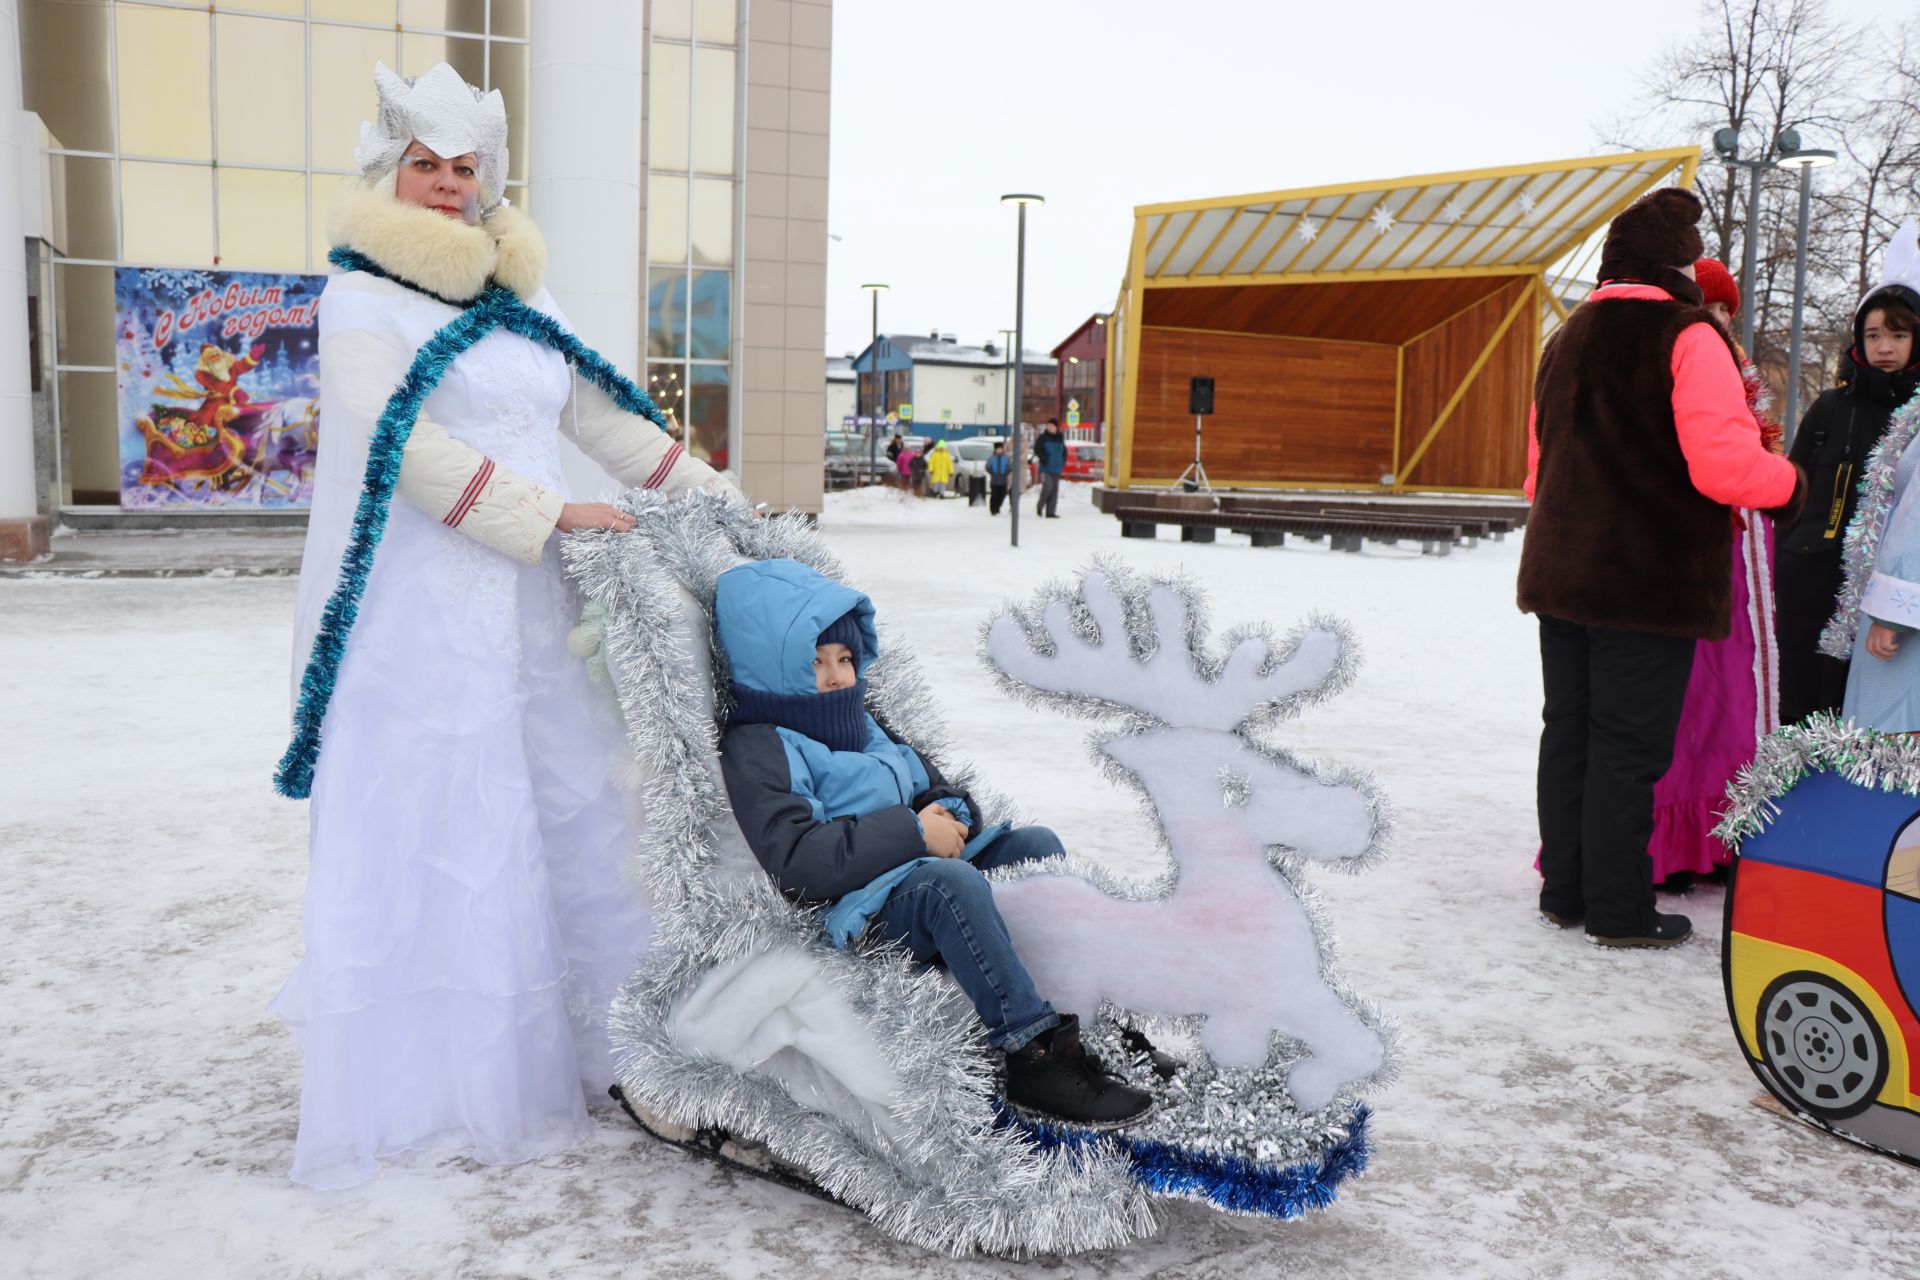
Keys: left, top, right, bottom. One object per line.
{"left": 1757, "top": 972, "right": 1890, "bottom": 1120}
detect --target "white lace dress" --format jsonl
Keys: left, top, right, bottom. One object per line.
{"left": 275, "top": 270, "right": 649, "bottom": 1189}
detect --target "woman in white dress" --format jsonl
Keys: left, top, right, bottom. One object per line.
{"left": 274, "top": 62, "right": 737, "bottom": 1189}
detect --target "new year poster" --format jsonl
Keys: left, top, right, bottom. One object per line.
{"left": 115, "top": 268, "right": 324, "bottom": 510}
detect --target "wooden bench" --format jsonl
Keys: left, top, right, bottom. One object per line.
{"left": 1112, "top": 506, "right": 1465, "bottom": 555}
{"left": 1209, "top": 499, "right": 1514, "bottom": 545}
{"left": 1313, "top": 506, "right": 1518, "bottom": 541}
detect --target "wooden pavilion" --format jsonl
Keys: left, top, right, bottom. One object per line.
{"left": 1099, "top": 148, "right": 1702, "bottom": 501}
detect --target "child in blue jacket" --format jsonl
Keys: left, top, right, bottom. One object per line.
{"left": 713, "top": 558, "right": 1152, "bottom": 1128}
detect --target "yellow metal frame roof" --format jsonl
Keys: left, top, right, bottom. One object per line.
{"left": 1130, "top": 147, "right": 1701, "bottom": 288}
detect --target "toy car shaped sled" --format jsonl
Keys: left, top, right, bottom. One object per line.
{"left": 1720, "top": 717, "right": 1920, "bottom": 1167}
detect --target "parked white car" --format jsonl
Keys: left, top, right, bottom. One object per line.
{"left": 944, "top": 435, "right": 1007, "bottom": 484}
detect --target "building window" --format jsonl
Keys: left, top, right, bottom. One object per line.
{"left": 1021, "top": 366, "right": 1058, "bottom": 426}
{"left": 34, "top": 0, "right": 531, "bottom": 505}
{"left": 646, "top": 2, "right": 737, "bottom": 471}
{"left": 1062, "top": 357, "right": 1102, "bottom": 419}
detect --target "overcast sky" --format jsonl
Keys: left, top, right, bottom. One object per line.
{"left": 822, "top": 0, "right": 1915, "bottom": 359}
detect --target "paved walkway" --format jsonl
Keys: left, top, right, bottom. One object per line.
{"left": 0, "top": 528, "right": 303, "bottom": 578}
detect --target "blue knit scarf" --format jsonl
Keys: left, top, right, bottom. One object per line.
{"left": 729, "top": 681, "right": 872, "bottom": 754}
{"left": 273, "top": 245, "right": 675, "bottom": 800}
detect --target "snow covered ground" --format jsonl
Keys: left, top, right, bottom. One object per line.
{"left": 5, "top": 482, "right": 1917, "bottom": 1278}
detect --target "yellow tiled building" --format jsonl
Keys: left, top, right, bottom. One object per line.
{"left": 11, "top": 0, "right": 828, "bottom": 541}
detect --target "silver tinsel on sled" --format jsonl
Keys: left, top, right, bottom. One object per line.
{"left": 978, "top": 559, "right": 1397, "bottom": 1171}
{"left": 1820, "top": 391, "right": 1920, "bottom": 659}
{"left": 1714, "top": 711, "right": 1920, "bottom": 847}
{"left": 561, "top": 492, "right": 1156, "bottom": 1257}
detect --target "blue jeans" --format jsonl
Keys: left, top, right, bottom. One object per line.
{"left": 872, "top": 825, "right": 1063, "bottom": 1050}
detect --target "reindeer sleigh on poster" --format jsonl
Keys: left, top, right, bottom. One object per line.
{"left": 580, "top": 498, "right": 1393, "bottom": 1254}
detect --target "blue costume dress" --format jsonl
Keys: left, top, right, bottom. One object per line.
{"left": 1842, "top": 420, "right": 1920, "bottom": 729}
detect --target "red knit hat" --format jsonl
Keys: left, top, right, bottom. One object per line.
{"left": 1694, "top": 258, "right": 1739, "bottom": 315}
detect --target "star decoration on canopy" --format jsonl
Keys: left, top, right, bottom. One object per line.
{"left": 1518, "top": 192, "right": 1538, "bottom": 219}
{"left": 1296, "top": 217, "right": 1318, "bottom": 243}
{"left": 1368, "top": 207, "right": 1396, "bottom": 236}
{"left": 1441, "top": 199, "right": 1467, "bottom": 224}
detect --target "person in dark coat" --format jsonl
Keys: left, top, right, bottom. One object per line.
{"left": 1032, "top": 420, "right": 1066, "bottom": 518}
{"left": 1517, "top": 187, "right": 1805, "bottom": 949}
{"left": 1774, "top": 284, "right": 1920, "bottom": 724}
{"left": 986, "top": 441, "right": 1012, "bottom": 515}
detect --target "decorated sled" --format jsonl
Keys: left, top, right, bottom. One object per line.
{"left": 563, "top": 491, "right": 1395, "bottom": 1254}
{"left": 1717, "top": 716, "right": 1920, "bottom": 1167}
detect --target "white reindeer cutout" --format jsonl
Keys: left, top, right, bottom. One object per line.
{"left": 985, "top": 565, "right": 1389, "bottom": 1112}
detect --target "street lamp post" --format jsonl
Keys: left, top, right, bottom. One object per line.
{"left": 1712, "top": 127, "right": 1774, "bottom": 354}
{"left": 996, "top": 327, "right": 1015, "bottom": 431}
{"left": 861, "top": 283, "right": 888, "bottom": 485}
{"left": 1775, "top": 133, "right": 1837, "bottom": 431}
{"left": 1001, "top": 194, "right": 1043, "bottom": 548}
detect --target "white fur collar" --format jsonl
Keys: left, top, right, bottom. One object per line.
{"left": 325, "top": 178, "right": 546, "bottom": 301}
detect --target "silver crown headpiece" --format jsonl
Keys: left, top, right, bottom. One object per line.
{"left": 354, "top": 62, "right": 509, "bottom": 211}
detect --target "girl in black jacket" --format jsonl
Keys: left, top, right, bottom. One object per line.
{"left": 1776, "top": 287, "right": 1920, "bottom": 722}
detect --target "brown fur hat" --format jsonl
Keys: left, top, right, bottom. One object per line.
{"left": 1598, "top": 188, "right": 1706, "bottom": 305}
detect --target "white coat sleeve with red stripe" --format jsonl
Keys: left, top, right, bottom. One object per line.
{"left": 561, "top": 375, "right": 744, "bottom": 500}
{"left": 395, "top": 416, "right": 567, "bottom": 566}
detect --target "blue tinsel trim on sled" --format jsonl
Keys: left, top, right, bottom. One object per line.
{"left": 997, "top": 1102, "right": 1372, "bottom": 1220}
{"left": 273, "top": 246, "right": 671, "bottom": 798}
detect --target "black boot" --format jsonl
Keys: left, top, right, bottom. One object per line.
{"left": 1587, "top": 911, "right": 1692, "bottom": 949}
{"left": 1655, "top": 870, "right": 1696, "bottom": 895}
{"left": 1119, "top": 1027, "right": 1179, "bottom": 1080}
{"left": 1005, "top": 1015, "right": 1154, "bottom": 1129}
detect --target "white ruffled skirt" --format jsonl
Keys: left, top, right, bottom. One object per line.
{"left": 273, "top": 507, "right": 646, "bottom": 1189}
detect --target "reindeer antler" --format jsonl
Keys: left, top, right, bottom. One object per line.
{"left": 985, "top": 568, "right": 1348, "bottom": 732}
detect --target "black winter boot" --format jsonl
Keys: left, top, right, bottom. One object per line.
{"left": 1004, "top": 1015, "right": 1154, "bottom": 1129}
{"left": 1119, "top": 1027, "right": 1179, "bottom": 1080}
{"left": 1587, "top": 911, "right": 1693, "bottom": 949}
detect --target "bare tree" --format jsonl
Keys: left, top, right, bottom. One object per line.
{"left": 1823, "top": 21, "right": 1920, "bottom": 300}
{"left": 1605, "top": 0, "right": 1920, "bottom": 414}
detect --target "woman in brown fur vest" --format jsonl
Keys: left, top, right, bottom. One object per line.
{"left": 1517, "top": 188, "right": 1804, "bottom": 948}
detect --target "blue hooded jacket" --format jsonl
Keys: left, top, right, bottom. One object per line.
{"left": 714, "top": 561, "right": 1004, "bottom": 941}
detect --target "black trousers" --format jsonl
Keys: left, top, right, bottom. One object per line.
{"left": 1536, "top": 615, "right": 1696, "bottom": 935}
{"left": 1775, "top": 605, "right": 1850, "bottom": 725}
{"left": 989, "top": 483, "right": 1008, "bottom": 515}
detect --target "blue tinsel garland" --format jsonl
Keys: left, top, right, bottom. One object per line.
{"left": 273, "top": 245, "right": 672, "bottom": 798}
{"left": 996, "top": 1102, "right": 1372, "bottom": 1220}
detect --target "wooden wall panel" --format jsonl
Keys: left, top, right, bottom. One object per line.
{"left": 1398, "top": 280, "right": 1535, "bottom": 492}
{"left": 1132, "top": 328, "right": 1397, "bottom": 486}
{"left": 1142, "top": 275, "right": 1513, "bottom": 345}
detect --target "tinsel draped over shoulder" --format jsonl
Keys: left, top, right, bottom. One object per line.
{"left": 273, "top": 244, "right": 674, "bottom": 800}
{"left": 1820, "top": 390, "right": 1920, "bottom": 659}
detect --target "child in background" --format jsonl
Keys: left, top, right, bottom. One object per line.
{"left": 1822, "top": 223, "right": 1920, "bottom": 730}
{"left": 1643, "top": 258, "right": 1782, "bottom": 891}
{"left": 1776, "top": 230, "right": 1920, "bottom": 723}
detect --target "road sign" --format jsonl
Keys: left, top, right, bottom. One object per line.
{"left": 898, "top": 403, "right": 914, "bottom": 421}
{"left": 1067, "top": 407, "right": 1081, "bottom": 428}
{"left": 885, "top": 412, "right": 898, "bottom": 427}
{"left": 941, "top": 407, "right": 952, "bottom": 421}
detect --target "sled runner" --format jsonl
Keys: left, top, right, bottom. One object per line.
{"left": 563, "top": 491, "right": 1395, "bottom": 1255}
{"left": 610, "top": 1084, "right": 852, "bottom": 1209}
